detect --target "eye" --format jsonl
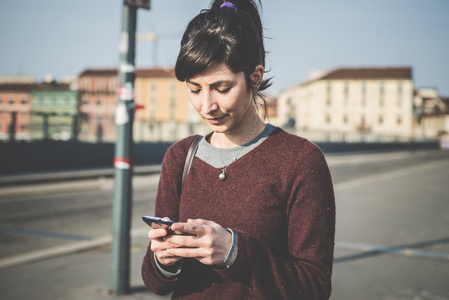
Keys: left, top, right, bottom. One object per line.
{"left": 190, "top": 89, "right": 201, "bottom": 94}
{"left": 217, "top": 87, "right": 231, "bottom": 94}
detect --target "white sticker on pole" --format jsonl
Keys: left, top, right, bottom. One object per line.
{"left": 114, "top": 158, "right": 131, "bottom": 169}
{"left": 115, "top": 103, "right": 128, "bottom": 125}
{"left": 117, "top": 83, "right": 134, "bottom": 101}
{"left": 120, "top": 63, "right": 135, "bottom": 73}
{"left": 118, "top": 32, "right": 129, "bottom": 54}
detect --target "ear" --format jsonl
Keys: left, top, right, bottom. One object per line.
{"left": 250, "top": 65, "right": 264, "bottom": 90}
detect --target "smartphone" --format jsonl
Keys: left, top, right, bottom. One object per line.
{"left": 141, "top": 215, "right": 174, "bottom": 231}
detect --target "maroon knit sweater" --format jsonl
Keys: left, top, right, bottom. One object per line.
{"left": 142, "top": 128, "right": 335, "bottom": 299}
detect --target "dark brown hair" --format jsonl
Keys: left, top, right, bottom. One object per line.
{"left": 175, "top": 0, "right": 272, "bottom": 118}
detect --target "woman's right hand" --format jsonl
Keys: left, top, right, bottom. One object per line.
{"left": 148, "top": 228, "right": 184, "bottom": 266}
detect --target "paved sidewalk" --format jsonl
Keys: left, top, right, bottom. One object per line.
{"left": 0, "top": 231, "right": 170, "bottom": 300}
{"left": 1, "top": 149, "right": 446, "bottom": 299}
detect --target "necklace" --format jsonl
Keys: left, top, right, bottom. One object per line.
{"left": 217, "top": 120, "right": 259, "bottom": 181}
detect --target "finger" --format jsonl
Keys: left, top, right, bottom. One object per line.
{"left": 163, "top": 234, "right": 199, "bottom": 248}
{"left": 155, "top": 250, "right": 184, "bottom": 265}
{"left": 166, "top": 247, "right": 203, "bottom": 259}
{"left": 166, "top": 247, "right": 217, "bottom": 265}
{"left": 148, "top": 228, "right": 169, "bottom": 239}
{"left": 171, "top": 222, "right": 207, "bottom": 236}
{"left": 151, "top": 237, "right": 187, "bottom": 252}
{"left": 187, "top": 218, "right": 217, "bottom": 227}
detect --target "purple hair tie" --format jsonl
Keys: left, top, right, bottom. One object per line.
{"left": 220, "top": 2, "right": 236, "bottom": 9}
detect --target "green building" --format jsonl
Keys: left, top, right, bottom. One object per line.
{"left": 30, "top": 82, "right": 78, "bottom": 140}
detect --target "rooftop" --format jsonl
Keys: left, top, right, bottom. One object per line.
{"left": 79, "top": 68, "right": 175, "bottom": 78}
{"left": 313, "top": 67, "right": 413, "bottom": 81}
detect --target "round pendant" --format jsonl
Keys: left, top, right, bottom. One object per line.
{"left": 219, "top": 172, "right": 226, "bottom": 181}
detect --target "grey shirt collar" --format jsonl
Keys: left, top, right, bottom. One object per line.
{"left": 196, "top": 123, "right": 276, "bottom": 168}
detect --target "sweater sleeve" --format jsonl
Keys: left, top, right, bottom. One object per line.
{"left": 141, "top": 136, "right": 196, "bottom": 295}
{"left": 215, "top": 142, "right": 335, "bottom": 299}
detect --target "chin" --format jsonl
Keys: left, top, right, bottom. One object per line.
{"left": 208, "top": 125, "right": 227, "bottom": 133}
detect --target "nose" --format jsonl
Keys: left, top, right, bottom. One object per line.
{"left": 201, "top": 91, "right": 218, "bottom": 115}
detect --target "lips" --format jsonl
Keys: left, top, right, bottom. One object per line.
{"left": 205, "top": 115, "right": 226, "bottom": 125}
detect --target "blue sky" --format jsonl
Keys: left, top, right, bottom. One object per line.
{"left": 1, "top": 0, "right": 448, "bottom": 96}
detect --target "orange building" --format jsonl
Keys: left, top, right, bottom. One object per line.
{"left": 77, "top": 67, "right": 206, "bottom": 142}
{"left": 134, "top": 68, "right": 201, "bottom": 141}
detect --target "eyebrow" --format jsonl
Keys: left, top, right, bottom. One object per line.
{"left": 186, "top": 80, "right": 235, "bottom": 88}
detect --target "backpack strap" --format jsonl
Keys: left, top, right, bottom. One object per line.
{"left": 182, "top": 135, "right": 202, "bottom": 189}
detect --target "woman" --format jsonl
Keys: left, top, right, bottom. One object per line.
{"left": 142, "top": 1, "right": 335, "bottom": 299}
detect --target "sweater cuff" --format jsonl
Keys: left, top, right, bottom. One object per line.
{"left": 214, "top": 228, "right": 238, "bottom": 269}
{"left": 154, "top": 253, "right": 183, "bottom": 279}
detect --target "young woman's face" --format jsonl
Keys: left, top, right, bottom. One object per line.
{"left": 186, "top": 63, "right": 258, "bottom": 135}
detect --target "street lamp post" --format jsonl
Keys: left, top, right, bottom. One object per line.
{"left": 110, "top": 0, "right": 150, "bottom": 295}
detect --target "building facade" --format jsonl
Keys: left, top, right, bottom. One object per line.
{"left": 414, "top": 88, "right": 449, "bottom": 139}
{"left": 0, "top": 84, "right": 34, "bottom": 141}
{"left": 134, "top": 68, "right": 204, "bottom": 142}
{"left": 77, "top": 67, "right": 209, "bottom": 142}
{"left": 278, "top": 67, "right": 415, "bottom": 142}
{"left": 77, "top": 69, "right": 119, "bottom": 142}
{"left": 30, "top": 82, "right": 78, "bottom": 140}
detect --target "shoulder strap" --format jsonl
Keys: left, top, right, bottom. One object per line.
{"left": 182, "top": 135, "right": 202, "bottom": 189}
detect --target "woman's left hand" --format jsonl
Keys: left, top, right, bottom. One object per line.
{"left": 163, "top": 219, "right": 232, "bottom": 266}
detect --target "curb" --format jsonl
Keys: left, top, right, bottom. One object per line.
{"left": 0, "top": 164, "right": 162, "bottom": 186}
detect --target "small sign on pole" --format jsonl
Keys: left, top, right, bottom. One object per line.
{"left": 125, "top": 0, "right": 150, "bottom": 10}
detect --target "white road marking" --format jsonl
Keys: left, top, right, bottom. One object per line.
{"left": 335, "top": 240, "right": 449, "bottom": 261}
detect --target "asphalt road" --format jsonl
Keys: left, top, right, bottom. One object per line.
{"left": 0, "top": 149, "right": 448, "bottom": 299}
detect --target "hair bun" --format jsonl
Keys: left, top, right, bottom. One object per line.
{"left": 210, "top": 0, "right": 263, "bottom": 35}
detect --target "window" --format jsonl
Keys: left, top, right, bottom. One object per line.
{"left": 398, "top": 81, "right": 402, "bottom": 94}
{"left": 362, "top": 81, "right": 367, "bottom": 94}
{"left": 9, "top": 97, "right": 14, "bottom": 105}
{"left": 325, "top": 114, "right": 331, "bottom": 124}
{"left": 21, "top": 98, "right": 27, "bottom": 105}
{"left": 343, "top": 114, "right": 348, "bottom": 124}
{"left": 110, "top": 79, "right": 118, "bottom": 92}
{"left": 397, "top": 117, "right": 402, "bottom": 125}
{"left": 379, "top": 116, "right": 383, "bottom": 124}
{"left": 360, "top": 116, "right": 366, "bottom": 130}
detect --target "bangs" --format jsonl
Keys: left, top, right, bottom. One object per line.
{"left": 175, "top": 31, "right": 232, "bottom": 82}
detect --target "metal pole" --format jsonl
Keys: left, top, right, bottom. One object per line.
{"left": 110, "top": 1, "right": 137, "bottom": 295}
